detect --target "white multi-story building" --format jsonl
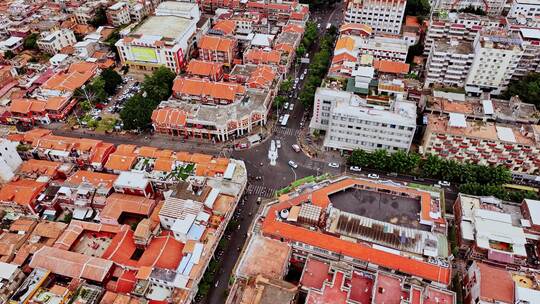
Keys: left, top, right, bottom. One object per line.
{"left": 0, "top": 139, "right": 22, "bottom": 183}
{"left": 424, "top": 12, "right": 502, "bottom": 56}
{"left": 310, "top": 88, "right": 416, "bottom": 153}
{"left": 509, "top": 0, "right": 540, "bottom": 18}
{"left": 360, "top": 36, "right": 408, "bottom": 62}
{"left": 425, "top": 39, "right": 475, "bottom": 88}
{"left": 116, "top": 14, "right": 198, "bottom": 73}
{"left": 465, "top": 29, "right": 523, "bottom": 95}
{"left": 514, "top": 28, "right": 540, "bottom": 78}
{"left": 432, "top": 0, "right": 505, "bottom": 16}
{"left": 155, "top": 1, "right": 201, "bottom": 19}
{"left": 343, "top": 0, "right": 406, "bottom": 34}
{"left": 37, "top": 29, "right": 76, "bottom": 54}
{"left": 107, "top": 2, "right": 131, "bottom": 26}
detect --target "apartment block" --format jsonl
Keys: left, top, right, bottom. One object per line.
{"left": 106, "top": 2, "right": 131, "bottom": 27}
{"left": 310, "top": 88, "right": 416, "bottom": 153}
{"left": 424, "top": 12, "right": 502, "bottom": 56}
{"left": 343, "top": 0, "right": 406, "bottom": 34}
{"left": 432, "top": 0, "right": 505, "bottom": 16}
{"left": 421, "top": 114, "right": 540, "bottom": 174}
{"left": 465, "top": 29, "right": 523, "bottom": 95}
{"left": 509, "top": 0, "right": 540, "bottom": 19}
{"left": 425, "top": 39, "right": 475, "bottom": 88}
{"left": 514, "top": 28, "right": 540, "bottom": 78}
{"left": 37, "top": 29, "right": 76, "bottom": 55}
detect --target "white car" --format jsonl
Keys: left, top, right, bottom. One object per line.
{"left": 350, "top": 166, "right": 362, "bottom": 172}
{"left": 368, "top": 173, "right": 379, "bottom": 179}
{"left": 289, "top": 104, "right": 294, "bottom": 111}
{"left": 292, "top": 144, "right": 301, "bottom": 152}
{"left": 438, "top": 180, "right": 451, "bottom": 187}
{"left": 276, "top": 140, "right": 281, "bottom": 149}
{"left": 288, "top": 160, "right": 298, "bottom": 169}
{"left": 328, "top": 162, "right": 339, "bottom": 168}
{"left": 279, "top": 115, "right": 284, "bottom": 123}
{"left": 300, "top": 74, "right": 305, "bottom": 80}
{"left": 284, "top": 102, "right": 289, "bottom": 109}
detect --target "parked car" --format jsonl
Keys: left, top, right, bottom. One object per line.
{"left": 300, "top": 74, "right": 305, "bottom": 80}
{"left": 289, "top": 104, "right": 294, "bottom": 111}
{"left": 328, "top": 162, "right": 339, "bottom": 168}
{"left": 438, "top": 180, "right": 451, "bottom": 187}
{"left": 349, "top": 166, "right": 362, "bottom": 172}
{"left": 288, "top": 160, "right": 298, "bottom": 169}
{"left": 284, "top": 102, "right": 289, "bottom": 109}
{"left": 276, "top": 140, "right": 281, "bottom": 149}
{"left": 279, "top": 115, "right": 284, "bottom": 123}
{"left": 292, "top": 144, "right": 301, "bottom": 152}
{"left": 368, "top": 173, "right": 379, "bottom": 179}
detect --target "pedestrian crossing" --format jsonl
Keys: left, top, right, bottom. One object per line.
{"left": 247, "top": 184, "right": 277, "bottom": 198}
{"left": 275, "top": 127, "right": 301, "bottom": 137}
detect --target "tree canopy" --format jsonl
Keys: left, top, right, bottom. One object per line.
{"left": 405, "top": 0, "right": 431, "bottom": 17}
{"left": 120, "top": 67, "right": 176, "bottom": 130}
{"left": 503, "top": 72, "right": 540, "bottom": 108}
{"left": 100, "top": 68, "right": 123, "bottom": 95}
{"left": 346, "top": 149, "right": 533, "bottom": 202}
{"left": 458, "top": 5, "right": 486, "bottom": 15}
{"left": 89, "top": 7, "right": 107, "bottom": 27}
{"left": 74, "top": 77, "right": 107, "bottom": 105}
{"left": 23, "top": 33, "right": 38, "bottom": 50}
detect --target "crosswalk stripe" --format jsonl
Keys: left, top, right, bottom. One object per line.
{"left": 275, "top": 127, "right": 300, "bottom": 137}
{"left": 247, "top": 184, "right": 276, "bottom": 198}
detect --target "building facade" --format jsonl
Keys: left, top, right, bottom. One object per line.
{"left": 107, "top": 2, "right": 131, "bottom": 27}
{"left": 310, "top": 88, "right": 416, "bottom": 153}
{"left": 37, "top": 29, "right": 76, "bottom": 54}
{"left": 425, "top": 39, "right": 475, "bottom": 87}
{"left": 343, "top": 0, "right": 406, "bottom": 34}
{"left": 432, "top": 0, "right": 505, "bottom": 16}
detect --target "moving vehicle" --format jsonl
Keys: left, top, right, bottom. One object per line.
{"left": 284, "top": 102, "right": 289, "bottom": 109}
{"left": 281, "top": 114, "right": 290, "bottom": 126}
{"left": 438, "top": 180, "right": 451, "bottom": 187}
{"left": 288, "top": 160, "right": 298, "bottom": 168}
{"left": 350, "top": 166, "right": 361, "bottom": 172}
{"left": 292, "top": 144, "right": 301, "bottom": 152}
{"left": 276, "top": 140, "right": 282, "bottom": 149}
{"left": 289, "top": 103, "right": 294, "bottom": 111}
{"left": 368, "top": 173, "right": 379, "bottom": 179}
{"left": 328, "top": 162, "right": 339, "bottom": 168}
{"left": 326, "top": 23, "right": 332, "bottom": 29}
{"left": 300, "top": 74, "right": 305, "bottom": 80}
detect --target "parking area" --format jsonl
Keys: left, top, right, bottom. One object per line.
{"left": 329, "top": 188, "right": 429, "bottom": 231}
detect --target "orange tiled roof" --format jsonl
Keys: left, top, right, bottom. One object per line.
{"left": 373, "top": 60, "right": 410, "bottom": 75}
{"left": 274, "top": 43, "right": 294, "bottom": 53}
{"left": 172, "top": 77, "right": 246, "bottom": 101}
{"left": 212, "top": 19, "right": 236, "bottom": 35}
{"left": 476, "top": 262, "right": 514, "bottom": 303}
{"left": 30, "top": 246, "right": 113, "bottom": 282}
{"left": 45, "top": 96, "right": 71, "bottom": 111}
{"left": 138, "top": 146, "right": 158, "bottom": 158}
{"left": 16, "top": 128, "right": 52, "bottom": 143}
{"left": 261, "top": 178, "right": 451, "bottom": 285}
{"left": 339, "top": 23, "right": 373, "bottom": 36}
{"left": 19, "top": 159, "right": 61, "bottom": 177}
{"left": 186, "top": 60, "right": 223, "bottom": 78}
{"left": 65, "top": 170, "right": 118, "bottom": 188}
{"left": 42, "top": 62, "right": 98, "bottom": 92}
{"left": 244, "top": 49, "right": 282, "bottom": 64}
{"left": 9, "top": 98, "right": 46, "bottom": 114}
{"left": 54, "top": 220, "right": 124, "bottom": 251}
{"left": 335, "top": 36, "right": 356, "bottom": 52}
{"left": 0, "top": 179, "right": 46, "bottom": 207}
{"left": 154, "top": 157, "right": 174, "bottom": 172}
{"left": 283, "top": 23, "right": 305, "bottom": 34}
{"left": 152, "top": 108, "right": 187, "bottom": 127}
{"left": 248, "top": 65, "right": 276, "bottom": 88}
{"left": 199, "top": 35, "right": 236, "bottom": 53}
{"left": 332, "top": 53, "right": 357, "bottom": 64}
{"left": 104, "top": 153, "right": 137, "bottom": 171}
{"left": 100, "top": 193, "right": 156, "bottom": 222}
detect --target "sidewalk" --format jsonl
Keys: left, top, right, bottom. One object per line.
{"left": 296, "top": 126, "right": 344, "bottom": 164}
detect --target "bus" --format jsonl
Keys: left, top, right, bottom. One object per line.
{"left": 281, "top": 114, "right": 290, "bottom": 126}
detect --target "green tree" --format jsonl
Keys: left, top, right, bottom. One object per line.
{"left": 406, "top": 42, "right": 424, "bottom": 63}
{"left": 75, "top": 77, "right": 107, "bottom": 105}
{"left": 89, "top": 7, "right": 107, "bottom": 27}
{"left": 459, "top": 5, "right": 486, "bottom": 15}
{"left": 3, "top": 50, "right": 15, "bottom": 59}
{"left": 279, "top": 78, "right": 293, "bottom": 93}
{"left": 274, "top": 96, "right": 287, "bottom": 109}
{"left": 141, "top": 66, "right": 176, "bottom": 102}
{"left": 23, "top": 33, "right": 38, "bottom": 50}
{"left": 296, "top": 44, "right": 306, "bottom": 59}
{"left": 503, "top": 72, "right": 540, "bottom": 107}
{"left": 100, "top": 68, "right": 123, "bottom": 95}
{"left": 405, "top": 0, "right": 431, "bottom": 17}
{"left": 120, "top": 94, "right": 154, "bottom": 130}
